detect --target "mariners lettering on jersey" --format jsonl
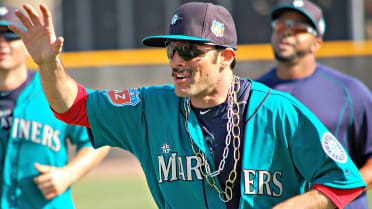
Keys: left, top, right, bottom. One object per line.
{"left": 0, "top": 108, "right": 12, "bottom": 129}
{"left": 11, "top": 118, "right": 61, "bottom": 151}
{"left": 157, "top": 153, "right": 203, "bottom": 183}
{"left": 105, "top": 89, "right": 141, "bottom": 107}
{"left": 243, "top": 169, "right": 283, "bottom": 197}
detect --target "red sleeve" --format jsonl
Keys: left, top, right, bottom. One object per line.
{"left": 312, "top": 184, "right": 363, "bottom": 209}
{"left": 52, "top": 83, "right": 90, "bottom": 127}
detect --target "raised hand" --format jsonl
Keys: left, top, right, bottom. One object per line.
{"left": 8, "top": 4, "right": 63, "bottom": 66}
{"left": 8, "top": 4, "right": 76, "bottom": 113}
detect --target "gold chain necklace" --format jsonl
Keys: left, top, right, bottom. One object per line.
{"left": 183, "top": 75, "right": 241, "bottom": 202}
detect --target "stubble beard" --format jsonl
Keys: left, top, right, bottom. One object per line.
{"left": 274, "top": 49, "right": 308, "bottom": 63}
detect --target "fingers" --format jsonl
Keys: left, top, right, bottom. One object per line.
{"left": 55, "top": 37, "right": 64, "bottom": 54}
{"left": 44, "top": 191, "right": 58, "bottom": 200}
{"left": 14, "top": 9, "right": 33, "bottom": 30}
{"left": 40, "top": 187, "right": 56, "bottom": 200}
{"left": 34, "top": 176, "right": 51, "bottom": 188}
{"left": 34, "top": 173, "right": 50, "bottom": 185}
{"left": 40, "top": 4, "right": 53, "bottom": 28}
{"left": 8, "top": 24, "right": 26, "bottom": 37}
{"left": 34, "top": 173, "right": 56, "bottom": 198}
{"left": 12, "top": 3, "right": 52, "bottom": 32}
{"left": 34, "top": 163, "right": 52, "bottom": 184}
{"left": 10, "top": 5, "right": 38, "bottom": 38}
{"left": 34, "top": 177, "right": 58, "bottom": 200}
{"left": 22, "top": 4, "right": 43, "bottom": 27}
{"left": 34, "top": 163, "right": 51, "bottom": 173}
{"left": 34, "top": 172, "right": 63, "bottom": 200}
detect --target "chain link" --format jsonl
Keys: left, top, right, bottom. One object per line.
{"left": 184, "top": 75, "right": 241, "bottom": 202}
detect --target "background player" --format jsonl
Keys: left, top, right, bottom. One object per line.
{"left": 256, "top": 1, "right": 372, "bottom": 208}
{"left": 0, "top": 4, "right": 109, "bottom": 209}
{"left": 11, "top": 2, "right": 366, "bottom": 209}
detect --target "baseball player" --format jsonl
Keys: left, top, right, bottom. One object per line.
{"left": 0, "top": 4, "right": 109, "bottom": 209}
{"left": 256, "top": 1, "right": 372, "bottom": 208}
{"left": 11, "top": 2, "right": 366, "bottom": 209}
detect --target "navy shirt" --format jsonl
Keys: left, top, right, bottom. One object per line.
{"left": 192, "top": 78, "right": 251, "bottom": 209}
{"left": 257, "top": 63, "right": 372, "bottom": 209}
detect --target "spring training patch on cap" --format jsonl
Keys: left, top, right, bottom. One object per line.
{"left": 105, "top": 89, "right": 141, "bottom": 107}
{"left": 211, "top": 20, "right": 224, "bottom": 37}
{"left": 321, "top": 132, "right": 347, "bottom": 163}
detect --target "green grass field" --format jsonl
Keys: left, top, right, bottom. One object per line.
{"left": 72, "top": 176, "right": 372, "bottom": 209}
{"left": 72, "top": 176, "right": 157, "bottom": 209}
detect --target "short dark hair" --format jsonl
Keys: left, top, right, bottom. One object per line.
{"left": 230, "top": 57, "right": 236, "bottom": 70}
{"left": 215, "top": 46, "right": 236, "bottom": 70}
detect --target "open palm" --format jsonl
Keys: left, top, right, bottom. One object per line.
{"left": 9, "top": 4, "right": 63, "bottom": 66}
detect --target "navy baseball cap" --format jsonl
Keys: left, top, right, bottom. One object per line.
{"left": 142, "top": 2, "right": 237, "bottom": 49}
{"left": 270, "top": 0, "right": 326, "bottom": 37}
{"left": 0, "top": 4, "right": 27, "bottom": 39}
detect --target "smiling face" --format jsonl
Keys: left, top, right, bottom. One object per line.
{"left": 166, "top": 40, "right": 237, "bottom": 107}
{"left": 169, "top": 42, "right": 221, "bottom": 98}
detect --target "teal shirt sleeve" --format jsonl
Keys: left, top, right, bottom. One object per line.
{"left": 66, "top": 125, "right": 92, "bottom": 150}
{"left": 277, "top": 93, "right": 366, "bottom": 189}
{"left": 85, "top": 87, "right": 147, "bottom": 154}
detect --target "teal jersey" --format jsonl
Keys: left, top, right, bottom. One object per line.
{"left": 86, "top": 79, "right": 365, "bottom": 209}
{"left": 0, "top": 72, "right": 92, "bottom": 209}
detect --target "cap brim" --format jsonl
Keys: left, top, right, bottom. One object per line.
{"left": 270, "top": 5, "right": 317, "bottom": 30}
{"left": 142, "top": 35, "right": 209, "bottom": 47}
{"left": 0, "top": 20, "right": 27, "bottom": 32}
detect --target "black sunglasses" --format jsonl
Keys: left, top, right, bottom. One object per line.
{"left": 0, "top": 30, "right": 21, "bottom": 41}
{"left": 165, "top": 41, "right": 220, "bottom": 61}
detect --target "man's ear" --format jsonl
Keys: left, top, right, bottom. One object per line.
{"left": 220, "top": 48, "right": 236, "bottom": 68}
{"left": 311, "top": 37, "right": 323, "bottom": 53}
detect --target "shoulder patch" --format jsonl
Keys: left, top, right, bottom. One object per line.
{"left": 105, "top": 89, "right": 141, "bottom": 107}
{"left": 321, "top": 132, "right": 347, "bottom": 164}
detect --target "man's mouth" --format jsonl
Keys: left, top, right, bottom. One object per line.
{"left": 171, "top": 68, "right": 193, "bottom": 79}
{"left": 277, "top": 38, "right": 294, "bottom": 49}
{"left": 0, "top": 52, "right": 9, "bottom": 57}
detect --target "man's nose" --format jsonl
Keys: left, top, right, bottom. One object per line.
{"left": 169, "top": 50, "right": 187, "bottom": 67}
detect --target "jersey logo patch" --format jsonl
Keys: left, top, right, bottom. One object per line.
{"left": 321, "top": 132, "right": 347, "bottom": 164}
{"left": 161, "top": 143, "right": 171, "bottom": 154}
{"left": 105, "top": 89, "right": 141, "bottom": 107}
